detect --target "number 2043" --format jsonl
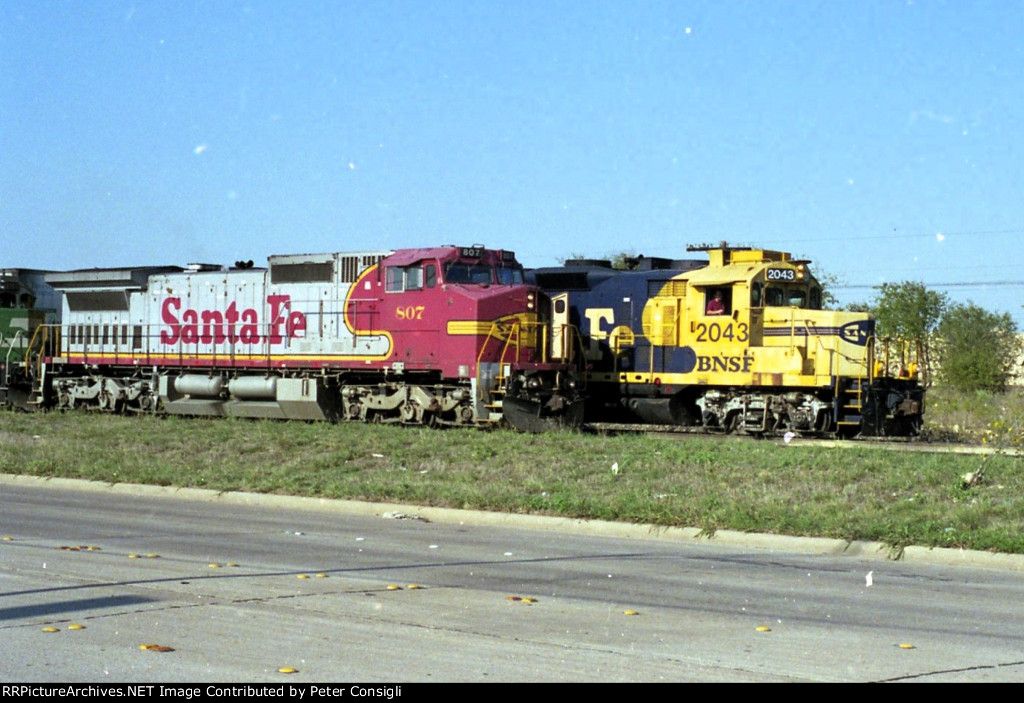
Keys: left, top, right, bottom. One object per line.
{"left": 695, "top": 321, "right": 749, "bottom": 343}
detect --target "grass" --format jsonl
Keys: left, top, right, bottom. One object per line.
{"left": 3, "top": 386, "right": 1024, "bottom": 555}
{"left": 924, "top": 385, "right": 1024, "bottom": 449}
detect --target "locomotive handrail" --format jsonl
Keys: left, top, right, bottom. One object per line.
{"left": 52, "top": 320, "right": 291, "bottom": 371}
{"left": 867, "top": 336, "right": 876, "bottom": 382}
{"left": 24, "top": 324, "right": 59, "bottom": 385}
{"left": 476, "top": 320, "right": 515, "bottom": 402}
{"left": 3, "top": 331, "right": 18, "bottom": 387}
{"left": 498, "top": 320, "right": 521, "bottom": 366}
{"left": 561, "top": 323, "right": 586, "bottom": 370}
{"left": 474, "top": 318, "right": 581, "bottom": 402}
{"left": 874, "top": 336, "right": 922, "bottom": 381}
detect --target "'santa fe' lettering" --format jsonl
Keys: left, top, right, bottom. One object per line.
{"left": 160, "top": 295, "right": 306, "bottom": 346}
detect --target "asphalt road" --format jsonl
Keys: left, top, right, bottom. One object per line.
{"left": 2, "top": 476, "right": 1024, "bottom": 682}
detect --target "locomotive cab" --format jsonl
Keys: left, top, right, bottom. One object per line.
{"left": 372, "top": 246, "right": 539, "bottom": 377}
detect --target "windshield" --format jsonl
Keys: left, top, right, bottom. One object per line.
{"left": 444, "top": 262, "right": 494, "bottom": 285}
{"left": 496, "top": 267, "right": 525, "bottom": 285}
{"left": 765, "top": 285, "right": 810, "bottom": 308}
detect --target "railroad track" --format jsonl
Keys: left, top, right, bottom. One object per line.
{"left": 582, "top": 422, "right": 1022, "bottom": 458}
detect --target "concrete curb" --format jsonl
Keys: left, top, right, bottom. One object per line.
{"left": 5, "top": 472, "right": 1024, "bottom": 572}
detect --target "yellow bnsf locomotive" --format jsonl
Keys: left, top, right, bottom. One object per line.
{"left": 529, "top": 245, "right": 924, "bottom": 437}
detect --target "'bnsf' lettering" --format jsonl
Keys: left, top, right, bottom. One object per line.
{"left": 697, "top": 354, "right": 754, "bottom": 373}
{"left": 160, "top": 295, "right": 306, "bottom": 346}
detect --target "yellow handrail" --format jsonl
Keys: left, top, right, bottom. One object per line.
{"left": 24, "top": 324, "right": 59, "bottom": 381}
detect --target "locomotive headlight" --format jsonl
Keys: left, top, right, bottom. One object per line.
{"left": 527, "top": 292, "right": 535, "bottom": 310}
{"left": 796, "top": 264, "right": 805, "bottom": 280}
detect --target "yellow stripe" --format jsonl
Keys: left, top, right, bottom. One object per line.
{"left": 61, "top": 352, "right": 393, "bottom": 363}
{"left": 447, "top": 321, "right": 493, "bottom": 335}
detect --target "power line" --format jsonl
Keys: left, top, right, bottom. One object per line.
{"left": 765, "top": 228, "right": 1024, "bottom": 244}
{"left": 835, "top": 280, "right": 1024, "bottom": 291}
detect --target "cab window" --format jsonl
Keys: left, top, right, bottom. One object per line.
{"left": 385, "top": 267, "right": 403, "bottom": 293}
{"left": 405, "top": 266, "right": 423, "bottom": 291}
{"left": 496, "top": 266, "right": 525, "bottom": 285}
{"left": 786, "top": 289, "right": 807, "bottom": 308}
{"left": 445, "top": 262, "right": 494, "bottom": 285}
{"left": 765, "top": 285, "right": 808, "bottom": 308}
{"left": 705, "top": 288, "right": 729, "bottom": 316}
{"left": 750, "top": 282, "right": 763, "bottom": 308}
{"left": 385, "top": 265, "right": 425, "bottom": 292}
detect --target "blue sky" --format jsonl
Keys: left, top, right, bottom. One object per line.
{"left": 3, "top": 1, "right": 1023, "bottom": 324}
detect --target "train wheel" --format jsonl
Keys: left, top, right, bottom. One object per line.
{"left": 399, "top": 400, "right": 423, "bottom": 424}
{"left": 137, "top": 393, "right": 155, "bottom": 413}
{"left": 58, "top": 391, "right": 75, "bottom": 411}
{"left": 97, "top": 391, "right": 115, "bottom": 412}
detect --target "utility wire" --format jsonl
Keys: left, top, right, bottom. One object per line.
{"left": 767, "top": 228, "right": 1024, "bottom": 244}
{"left": 836, "top": 280, "right": 1024, "bottom": 290}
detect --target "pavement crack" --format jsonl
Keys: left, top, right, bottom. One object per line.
{"left": 873, "top": 659, "right": 1024, "bottom": 682}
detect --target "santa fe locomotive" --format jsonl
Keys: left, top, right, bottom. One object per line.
{"left": 10, "top": 245, "right": 583, "bottom": 432}
{"left": 528, "top": 244, "right": 925, "bottom": 437}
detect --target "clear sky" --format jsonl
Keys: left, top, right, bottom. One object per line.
{"left": 3, "top": 1, "right": 1023, "bottom": 324}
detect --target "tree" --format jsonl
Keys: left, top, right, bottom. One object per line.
{"left": 936, "top": 302, "right": 1022, "bottom": 393}
{"left": 810, "top": 268, "right": 842, "bottom": 309}
{"left": 871, "top": 281, "right": 948, "bottom": 339}
{"left": 609, "top": 251, "right": 639, "bottom": 270}
{"left": 559, "top": 250, "right": 640, "bottom": 270}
